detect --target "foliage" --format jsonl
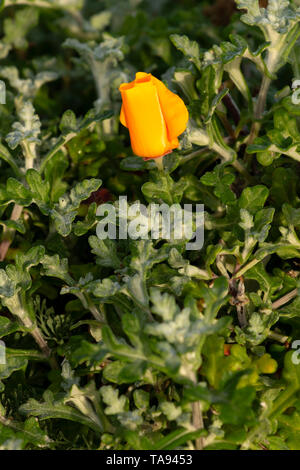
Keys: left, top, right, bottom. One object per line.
{"left": 0, "top": 0, "right": 300, "bottom": 451}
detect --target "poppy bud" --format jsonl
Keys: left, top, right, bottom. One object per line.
{"left": 119, "top": 72, "right": 188, "bottom": 159}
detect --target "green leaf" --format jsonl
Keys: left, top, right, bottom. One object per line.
{"left": 50, "top": 178, "right": 102, "bottom": 236}
{"left": 6, "top": 101, "right": 41, "bottom": 150}
{"left": 170, "top": 34, "right": 201, "bottom": 70}
{"left": 0, "top": 317, "right": 21, "bottom": 338}
{"left": 153, "top": 428, "right": 206, "bottom": 450}
{"left": 239, "top": 185, "right": 269, "bottom": 214}
{"left": 25, "top": 169, "right": 50, "bottom": 210}
{"left": 89, "top": 236, "right": 121, "bottom": 269}
{"left": 19, "top": 391, "right": 103, "bottom": 433}
{"left": 100, "top": 386, "right": 127, "bottom": 415}
{"left": 0, "top": 356, "right": 28, "bottom": 382}
{"left": 0, "top": 177, "right": 33, "bottom": 206}
{"left": 236, "top": 0, "right": 300, "bottom": 34}
{"left": 245, "top": 262, "right": 282, "bottom": 296}
{"left": 142, "top": 172, "right": 187, "bottom": 205}
{"left": 41, "top": 254, "right": 74, "bottom": 285}
{"left": 0, "top": 141, "right": 22, "bottom": 177}
{"left": 0, "top": 219, "right": 25, "bottom": 234}
{"left": 59, "top": 110, "right": 77, "bottom": 137}
{"left": 0, "top": 270, "right": 15, "bottom": 298}
{"left": 201, "top": 167, "right": 236, "bottom": 205}
{"left": 3, "top": 7, "right": 39, "bottom": 50}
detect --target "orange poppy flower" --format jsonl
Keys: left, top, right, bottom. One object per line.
{"left": 119, "top": 72, "right": 189, "bottom": 159}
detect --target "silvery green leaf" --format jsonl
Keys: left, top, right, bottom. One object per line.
{"left": 100, "top": 385, "right": 127, "bottom": 415}
{"left": 51, "top": 0, "right": 84, "bottom": 12}
{"left": 170, "top": 34, "right": 202, "bottom": 71}
{"left": 245, "top": 262, "right": 282, "bottom": 296}
{"left": 5, "top": 246, "right": 45, "bottom": 292}
{"left": 186, "top": 122, "right": 210, "bottom": 147}
{"left": 0, "top": 177, "right": 33, "bottom": 206}
{"left": 173, "top": 69, "right": 198, "bottom": 101}
{"left": 73, "top": 203, "right": 99, "bottom": 236}
{"left": 0, "top": 67, "right": 58, "bottom": 99}
{"left": 89, "top": 236, "right": 121, "bottom": 269}
{"left": 150, "top": 288, "right": 180, "bottom": 322}
{"left": 126, "top": 273, "right": 149, "bottom": 308}
{"left": 6, "top": 101, "right": 41, "bottom": 150}
{"left": 63, "top": 38, "right": 94, "bottom": 64}
{"left": 0, "top": 43, "right": 11, "bottom": 59}
{"left": 50, "top": 178, "right": 102, "bottom": 236}
{"left": 130, "top": 240, "right": 169, "bottom": 274}
{"left": 160, "top": 402, "right": 182, "bottom": 421}
{"left": 25, "top": 169, "right": 50, "bottom": 210}
{"left": 239, "top": 185, "right": 269, "bottom": 215}
{"left": 64, "top": 383, "right": 104, "bottom": 431}
{"left": 93, "top": 35, "right": 125, "bottom": 63}
{"left": 19, "top": 390, "right": 103, "bottom": 433}
{"left": 64, "top": 35, "right": 122, "bottom": 63}
{"left": 0, "top": 141, "right": 22, "bottom": 177}
{"left": 236, "top": 0, "right": 300, "bottom": 34}
{"left": 41, "top": 254, "right": 74, "bottom": 285}
{"left": 117, "top": 411, "right": 143, "bottom": 430}
{"left": 235, "top": 311, "right": 279, "bottom": 345}
{"left": 239, "top": 209, "right": 254, "bottom": 231}
{"left": 0, "top": 219, "right": 25, "bottom": 234}
{"left": 33, "top": 71, "right": 59, "bottom": 92}
{"left": 0, "top": 356, "right": 28, "bottom": 381}
{"left": 0, "top": 67, "right": 33, "bottom": 97}
{"left": 86, "top": 278, "right": 120, "bottom": 299}
{"left": 3, "top": 7, "right": 39, "bottom": 50}
{"left": 90, "top": 11, "right": 112, "bottom": 31}
{"left": 0, "top": 270, "right": 15, "bottom": 298}
{"left": 60, "top": 273, "right": 93, "bottom": 299}
{"left": 0, "top": 317, "right": 21, "bottom": 338}
{"left": 59, "top": 109, "right": 77, "bottom": 136}
{"left": 168, "top": 247, "right": 188, "bottom": 269}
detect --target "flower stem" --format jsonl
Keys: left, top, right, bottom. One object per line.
{"left": 155, "top": 156, "right": 164, "bottom": 171}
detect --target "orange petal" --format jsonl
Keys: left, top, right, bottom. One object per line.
{"left": 120, "top": 104, "right": 127, "bottom": 127}
{"left": 152, "top": 76, "right": 189, "bottom": 141}
{"left": 135, "top": 72, "right": 149, "bottom": 81}
{"left": 119, "top": 75, "right": 174, "bottom": 158}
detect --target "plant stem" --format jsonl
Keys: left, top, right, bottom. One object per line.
{"left": 0, "top": 414, "right": 53, "bottom": 446}
{"left": 0, "top": 204, "right": 23, "bottom": 261}
{"left": 155, "top": 156, "right": 164, "bottom": 171}
{"left": 86, "top": 296, "right": 105, "bottom": 323}
{"left": 255, "top": 75, "right": 272, "bottom": 122}
{"left": 267, "top": 331, "right": 289, "bottom": 343}
{"left": 0, "top": 133, "right": 39, "bottom": 260}
{"left": 247, "top": 75, "right": 271, "bottom": 146}
{"left": 272, "top": 288, "right": 298, "bottom": 310}
{"left": 233, "top": 258, "right": 260, "bottom": 279}
{"left": 21, "top": 313, "right": 58, "bottom": 369}
{"left": 179, "top": 148, "right": 209, "bottom": 165}
{"left": 192, "top": 401, "right": 204, "bottom": 450}
{"left": 191, "top": 372, "right": 204, "bottom": 450}
{"left": 232, "top": 159, "right": 252, "bottom": 182}
{"left": 40, "top": 133, "right": 76, "bottom": 173}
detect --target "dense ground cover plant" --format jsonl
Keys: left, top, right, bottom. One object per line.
{"left": 0, "top": 0, "right": 300, "bottom": 451}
